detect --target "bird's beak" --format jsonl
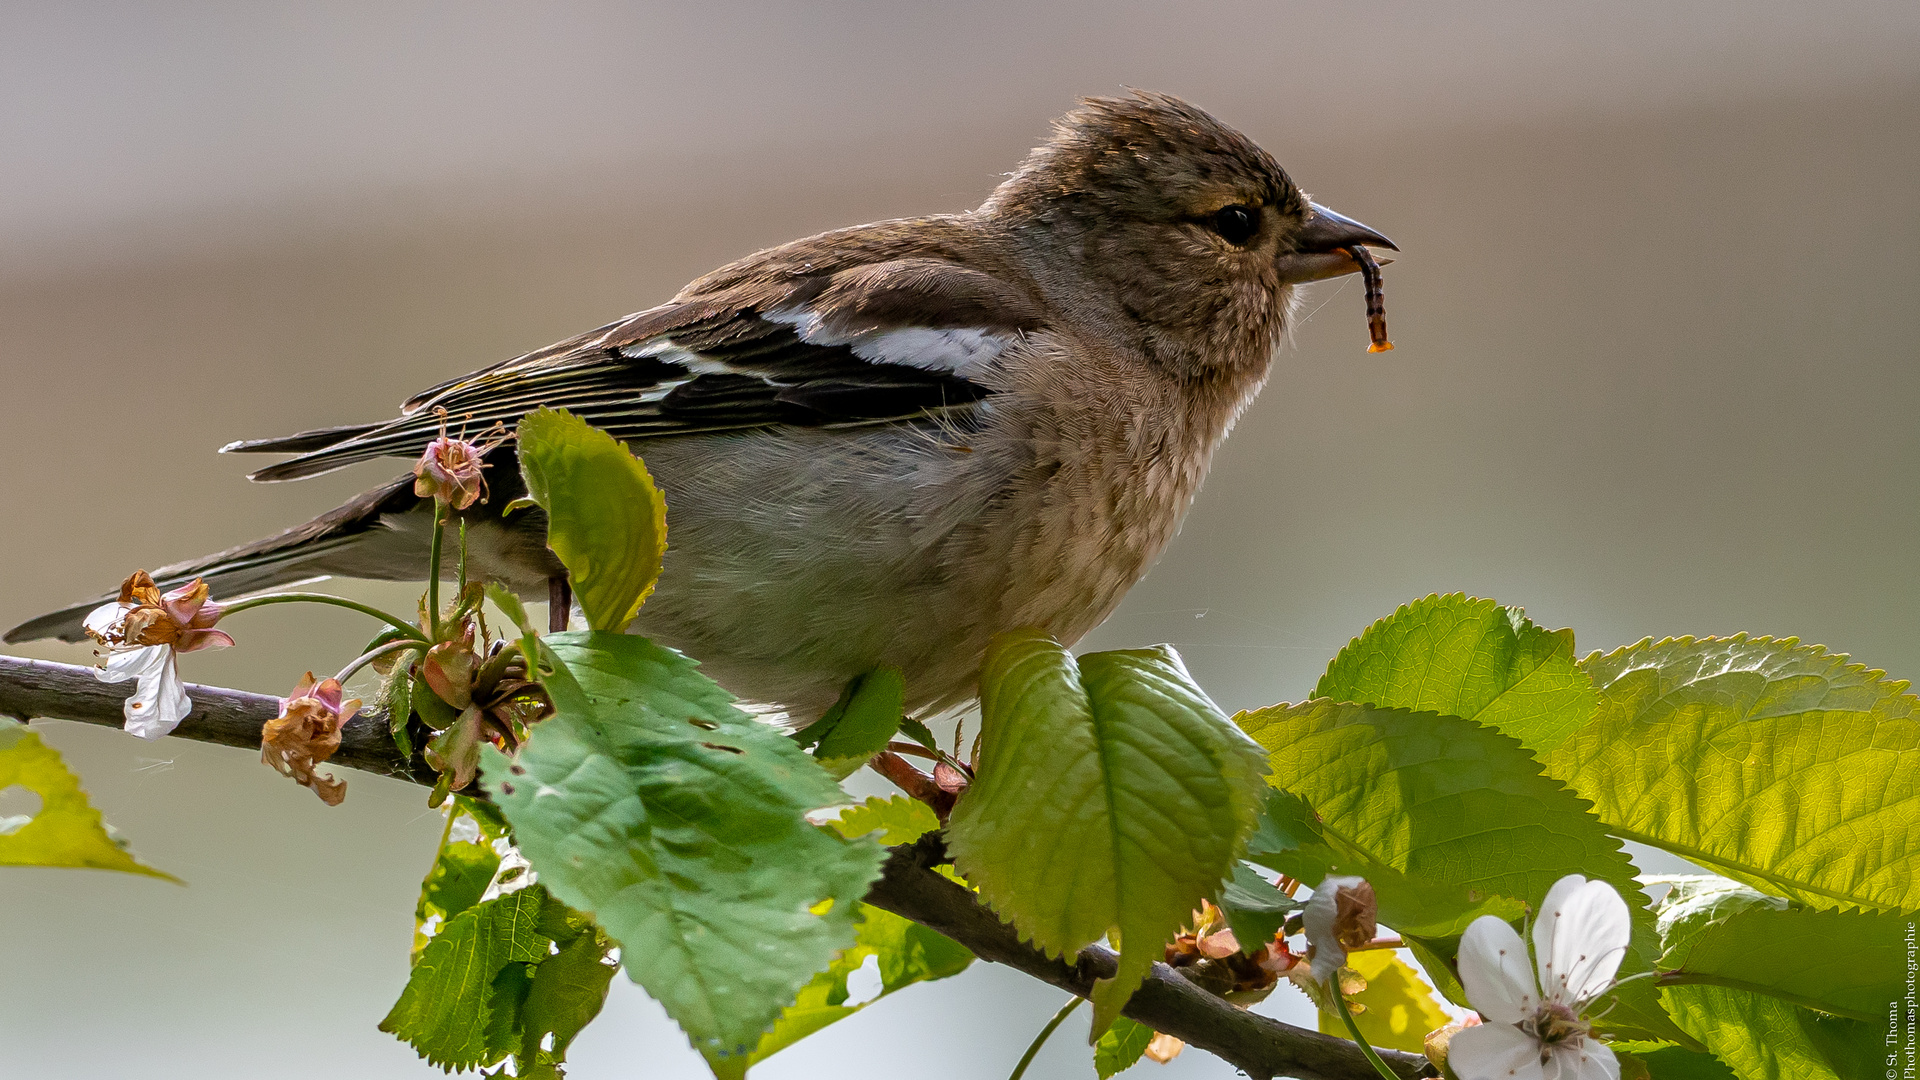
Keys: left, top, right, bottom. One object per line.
{"left": 1275, "top": 203, "right": 1399, "bottom": 285}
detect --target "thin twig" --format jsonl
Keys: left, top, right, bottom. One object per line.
{"left": 1008, "top": 997, "right": 1083, "bottom": 1080}
{"left": 869, "top": 751, "right": 956, "bottom": 821}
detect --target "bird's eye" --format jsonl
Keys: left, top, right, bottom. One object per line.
{"left": 1207, "top": 205, "right": 1260, "bottom": 246}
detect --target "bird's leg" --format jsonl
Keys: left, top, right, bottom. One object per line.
{"left": 548, "top": 575, "right": 571, "bottom": 633}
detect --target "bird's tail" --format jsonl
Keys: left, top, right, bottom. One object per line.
{"left": 4, "top": 476, "right": 420, "bottom": 645}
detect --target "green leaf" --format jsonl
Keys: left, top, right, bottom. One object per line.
{"left": 412, "top": 798, "right": 507, "bottom": 955}
{"left": 382, "top": 884, "right": 615, "bottom": 1077}
{"left": 1315, "top": 948, "right": 1451, "bottom": 1054}
{"left": 1653, "top": 876, "right": 1904, "bottom": 1021}
{"left": 1234, "top": 700, "right": 1687, "bottom": 1044}
{"left": 1244, "top": 788, "right": 1340, "bottom": 886}
{"left": 833, "top": 794, "right": 941, "bottom": 847}
{"left": 722, "top": 901, "right": 973, "bottom": 1078}
{"left": 1544, "top": 635, "right": 1920, "bottom": 912}
{"left": 515, "top": 407, "right": 667, "bottom": 632}
{"left": 1661, "top": 984, "right": 1879, "bottom": 1080}
{"left": 380, "top": 886, "right": 554, "bottom": 1072}
{"left": 1093, "top": 1016, "right": 1155, "bottom": 1079}
{"left": 1215, "top": 863, "right": 1299, "bottom": 951}
{"left": 1315, "top": 593, "right": 1597, "bottom": 753}
{"left": 806, "top": 666, "right": 906, "bottom": 777}
{"left": 0, "top": 723, "right": 175, "bottom": 881}
{"left": 1624, "top": 1044, "right": 1739, "bottom": 1080}
{"left": 481, "top": 631, "right": 886, "bottom": 1066}
{"left": 947, "top": 631, "right": 1270, "bottom": 1037}
{"left": 516, "top": 915, "right": 620, "bottom": 1073}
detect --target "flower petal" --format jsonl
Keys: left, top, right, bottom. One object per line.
{"left": 1446, "top": 1020, "right": 1547, "bottom": 1080}
{"left": 96, "top": 642, "right": 169, "bottom": 684}
{"left": 1550, "top": 1038, "right": 1620, "bottom": 1080}
{"left": 175, "top": 629, "right": 235, "bottom": 653}
{"left": 1458, "top": 914, "right": 1539, "bottom": 1024}
{"left": 83, "top": 600, "right": 134, "bottom": 641}
{"left": 1532, "top": 874, "right": 1631, "bottom": 1006}
{"left": 1303, "top": 874, "right": 1367, "bottom": 981}
{"left": 123, "top": 651, "right": 190, "bottom": 738}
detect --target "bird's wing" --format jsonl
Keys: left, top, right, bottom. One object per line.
{"left": 229, "top": 257, "right": 1046, "bottom": 482}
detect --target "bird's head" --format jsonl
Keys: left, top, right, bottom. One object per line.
{"left": 984, "top": 90, "right": 1394, "bottom": 375}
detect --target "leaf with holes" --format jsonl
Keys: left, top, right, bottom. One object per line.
{"left": 480, "top": 631, "right": 886, "bottom": 1068}
{"left": 516, "top": 408, "right": 667, "bottom": 632}
{"left": 718, "top": 902, "right": 973, "bottom": 1079}
{"left": 0, "top": 722, "right": 174, "bottom": 880}
{"left": 1544, "top": 635, "right": 1920, "bottom": 912}
{"left": 710, "top": 797, "right": 971, "bottom": 1078}
{"left": 1235, "top": 700, "right": 1687, "bottom": 1044}
{"left": 1315, "top": 593, "right": 1597, "bottom": 753}
{"left": 947, "top": 631, "right": 1270, "bottom": 1037}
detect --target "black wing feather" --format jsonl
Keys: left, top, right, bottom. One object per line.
{"left": 236, "top": 311, "right": 999, "bottom": 482}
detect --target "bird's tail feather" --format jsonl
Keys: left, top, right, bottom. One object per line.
{"left": 4, "top": 476, "right": 419, "bottom": 645}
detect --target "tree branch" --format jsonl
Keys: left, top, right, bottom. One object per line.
{"left": 0, "top": 654, "right": 1429, "bottom": 1080}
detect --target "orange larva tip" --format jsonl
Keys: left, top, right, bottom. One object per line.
{"left": 1367, "top": 341, "right": 1395, "bottom": 353}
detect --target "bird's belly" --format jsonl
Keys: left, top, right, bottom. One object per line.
{"left": 622, "top": 418, "right": 1198, "bottom": 721}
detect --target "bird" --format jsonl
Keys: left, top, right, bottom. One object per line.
{"left": 7, "top": 90, "right": 1395, "bottom": 722}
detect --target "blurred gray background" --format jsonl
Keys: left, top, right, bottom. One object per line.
{"left": 2, "top": 2, "right": 1916, "bottom": 1077}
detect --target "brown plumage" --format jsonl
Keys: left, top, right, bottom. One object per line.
{"left": 8, "top": 90, "right": 1396, "bottom": 721}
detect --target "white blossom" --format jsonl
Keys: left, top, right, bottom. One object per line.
{"left": 1449, "top": 874, "right": 1629, "bottom": 1080}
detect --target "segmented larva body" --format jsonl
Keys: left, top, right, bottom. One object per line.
{"left": 1345, "top": 246, "right": 1394, "bottom": 353}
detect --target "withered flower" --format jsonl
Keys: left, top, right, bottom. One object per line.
{"left": 412, "top": 412, "right": 506, "bottom": 510}
{"left": 1144, "top": 1032, "right": 1186, "bottom": 1064}
{"left": 1302, "top": 876, "right": 1378, "bottom": 982}
{"left": 1162, "top": 900, "right": 1297, "bottom": 1003}
{"left": 261, "top": 672, "right": 361, "bottom": 806}
{"left": 85, "top": 571, "right": 233, "bottom": 738}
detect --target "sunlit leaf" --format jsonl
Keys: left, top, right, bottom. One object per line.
{"left": 1653, "top": 876, "right": 1903, "bottom": 1021}
{"left": 1545, "top": 635, "right": 1920, "bottom": 912}
{"left": 515, "top": 407, "right": 667, "bottom": 632}
{"left": 1235, "top": 700, "right": 1686, "bottom": 1043}
{"left": 1316, "top": 948, "right": 1451, "bottom": 1054}
{"left": 1093, "top": 1016, "right": 1155, "bottom": 1079}
{"left": 833, "top": 793, "right": 941, "bottom": 848}
{"left": 0, "top": 722, "right": 175, "bottom": 881}
{"left": 1620, "top": 1044, "right": 1739, "bottom": 1080}
{"left": 1315, "top": 593, "right": 1597, "bottom": 752}
{"left": 1661, "top": 984, "right": 1879, "bottom": 1080}
{"left": 481, "top": 631, "right": 885, "bottom": 1067}
{"left": 947, "top": 631, "right": 1270, "bottom": 1037}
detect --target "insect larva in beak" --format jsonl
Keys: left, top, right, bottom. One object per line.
{"left": 1345, "top": 245, "right": 1394, "bottom": 353}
